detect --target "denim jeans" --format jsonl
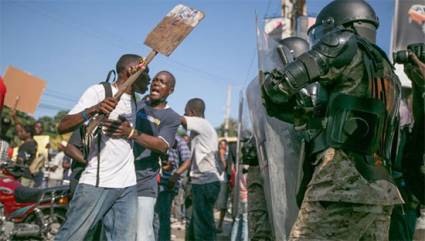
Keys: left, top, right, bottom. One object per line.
{"left": 189, "top": 181, "right": 220, "bottom": 241}
{"left": 54, "top": 183, "right": 137, "bottom": 241}
{"left": 230, "top": 202, "right": 248, "bottom": 241}
{"left": 153, "top": 188, "right": 176, "bottom": 241}
{"left": 137, "top": 196, "right": 157, "bottom": 241}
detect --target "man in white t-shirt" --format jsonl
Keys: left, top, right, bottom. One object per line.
{"left": 47, "top": 141, "right": 67, "bottom": 187}
{"left": 55, "top": 54, "right": 150, "bottom": 241}
{"left": 181, "top": 98, "right": 221, "bottom": 241}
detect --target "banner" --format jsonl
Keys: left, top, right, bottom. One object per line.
{"left": 391, "top": 0, "right": 425, "bottom": 87}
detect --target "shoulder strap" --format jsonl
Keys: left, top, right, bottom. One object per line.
{"left": 100, "top": 69, "right": 115, "bottom": 99}
{"left": 100, "top": 82, "right": 113, "bottom": 99}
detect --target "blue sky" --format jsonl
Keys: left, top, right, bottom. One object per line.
{"left": 0, "top": 0, "right": 395, "bottom": 127}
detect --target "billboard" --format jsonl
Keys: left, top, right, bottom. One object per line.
{"left": 391, "top": 0, "right": 425, "bottom": 87}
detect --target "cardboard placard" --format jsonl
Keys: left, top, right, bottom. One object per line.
{"left": 144, "top": 4, "right": 205, "bottom": 56}
{"left": 3, "top": 66, "right": 46, "bottom": 115}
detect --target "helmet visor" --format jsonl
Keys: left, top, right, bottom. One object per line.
{"left": 308, "top": 22, "right": 348, "bottom": 46}
{"left": 308, "top": 22, "right": 334, "bottom": 45}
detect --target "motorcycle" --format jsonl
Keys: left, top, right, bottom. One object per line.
{"left": 0, "top": 161, "right": 70, "bottom": 240}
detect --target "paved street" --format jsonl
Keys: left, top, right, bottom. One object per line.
{"left": 171, "top": 211, "right": 233, "bottom": 241}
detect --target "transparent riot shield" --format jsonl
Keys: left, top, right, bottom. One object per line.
{"left": 246, "top": 77, "right": 301, "bottom": 241}
{"left": 246, "top": 16, "right": 302, "bottom": 241}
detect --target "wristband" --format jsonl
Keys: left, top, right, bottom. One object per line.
{"left": 128, "top": 128, "right": 136, "bottom": 139}
{"left": 81, "top": 110, "right": 90, "bottom": 121}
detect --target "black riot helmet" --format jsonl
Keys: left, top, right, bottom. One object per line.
{"left": 278, "top": 37, "right": 310, "bottom": 58}
{"left": 307, "top": 0, "right": 379, "bottom": 44}
{"left": 276, "top": 37, "right": 310, "bottom": 65}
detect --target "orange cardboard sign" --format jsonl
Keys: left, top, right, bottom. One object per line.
{"left": 3, "top": 66, "right": 46, "bottom": 115}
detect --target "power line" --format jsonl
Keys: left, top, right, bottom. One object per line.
{"left": 43, "top": 92, "right": 78, "bottom": 103}
{"left": 38, "top": 102, "right": 69, "bottom": 111}
{"left": 19, "top": 3, "right": 231, "bottom": 84}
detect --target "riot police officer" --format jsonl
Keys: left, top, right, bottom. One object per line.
{"left": 262, "top": 0, "right": 404, "bottom": 240}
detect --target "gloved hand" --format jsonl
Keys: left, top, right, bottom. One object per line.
{"left": 262, "top": 70, "right": 292, "bottom": 104}
{"left": 404, "top": 52, "right": 425, "bottom": 93}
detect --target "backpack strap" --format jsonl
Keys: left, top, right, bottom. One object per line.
{"left": 96, "top": 130, "right": 101, "bottom": 187}
{"left": 100, "top": 82, "right": 113, "bottom": 99}
{"left": 104, "top": 69, "right": 116, "bottom": 83}
{"left": 94, "top": 80, "right": 113, "bottom": 187}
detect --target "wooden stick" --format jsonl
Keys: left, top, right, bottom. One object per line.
{"left": 85, "top": 50, "right": 158, "bottom": 136}
{"left": 114, "top": 50, "right": 158, "bottom": 100}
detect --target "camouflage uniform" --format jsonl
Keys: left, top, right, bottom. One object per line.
{"left": 247, "top": 166, "right": 273, "bottom": 241}
{"left": 290, "top": 148, "right": 402, "bottom": 241}
{"left": 286, "top": 41, "right": 403, "bottom": 241}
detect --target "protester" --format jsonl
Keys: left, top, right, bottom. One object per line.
{"left": 61, "top": 157, "right": 71, "bottom": 185}
{"left": 16, "top": 124, "right": 40, "bottom": 187}
{"left": 262, "top": 0, "right": 403, "bottom": 240}
{"left": 181, "top": 98, "right": 221, "bottom": 241}
{"left": 11, "top": 112, "right": 47, "bottom": 186}
{"left": 215, "top": 139, "right": 230, "bottom": 233}
{"left": 46, "top": 141, "right": 68, "bottom": 187}
{"left": 34, "top": 121, "right": 43, "bottom": 136}
{"left": 0, "top": 118, "right": 11, "bottom": 163}
{"left": 63, "top": 128, "right": 87, "bottom": 196}
{"left": 54, "top": 54, "right": 150, "bottom": 241}
{"left": 230, "top": 166, "right": 248, "bottom": 241}
{"left": 64, "top": 127, "right": 104, "bottom": 241}
{"left": 104, "top": 70, "right": 180, "bottom": 241}
{"left": 154, "top": 135, "right": 191, "bottom": 241}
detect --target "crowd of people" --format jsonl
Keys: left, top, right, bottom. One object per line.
{"left": 0, "top": 54, "right": 249, "bottom": 241}
{"left": 0, "top": 0, "right": 424, "bottom": 241}
{"left": 0, "top": 115, "right": 72, "bottom": 189}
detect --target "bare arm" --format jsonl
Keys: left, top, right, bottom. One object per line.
{"left": 103, "top": 118, "right": 168, "bottom": 154}
{"left": 168, "top": 158, "right": 191, "bottom": 190}
{"left": 174, "top": 158, "right": 191, "bottom": 176}
{"left": 64, "top": 144, "right": 86, "bottom": 165}
{"left": 131, "top": 132, "right": 168, "bottom": 154}
{"left": 57, "top": 97, "right": 118, "bottom": 134}
{"left": 58, "top": 106, "right": 97, "bottom": 134}
{"left": 180, "top": 116, "right": 187, "bottom": 129}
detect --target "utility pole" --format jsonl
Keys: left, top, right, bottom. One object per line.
{"left": 281, "top": 0, "right": 307, "bottom": 34}
{"left": 224, "top": 85, "right": 232, "bottom": 138}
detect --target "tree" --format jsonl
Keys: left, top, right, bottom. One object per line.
{"left": 216, "top": 118, "right": 238, "bottom": 137}
{"left": 0, "top": 107, "right": 69, "bottom": 147}
{"left": 1, "top": 107, "right": 35, "bottom": 145}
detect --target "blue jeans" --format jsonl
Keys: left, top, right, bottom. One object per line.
{"left": 153, "top": 188, "right": 176, "bottom": 241}
{"left": 137, "top": 196, "right": 156, "bottom": 241}
{"left": 230, "top": 202, "right": 248, "bottom": 241}
{"left": 189, "top": 181, "right": 220, "bottom": 241}
{"left": 54, "top": 184, "right": 137, "bottom": 241}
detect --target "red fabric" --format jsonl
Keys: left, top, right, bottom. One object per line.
{"left": 0, "top": 76, "right": 6, "bottom": 110}
{"left": 229, "top": 167, "right": 236, "bottom": 189}
{"left": 7, "top": 147, "right": 13, "bottom": 159}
